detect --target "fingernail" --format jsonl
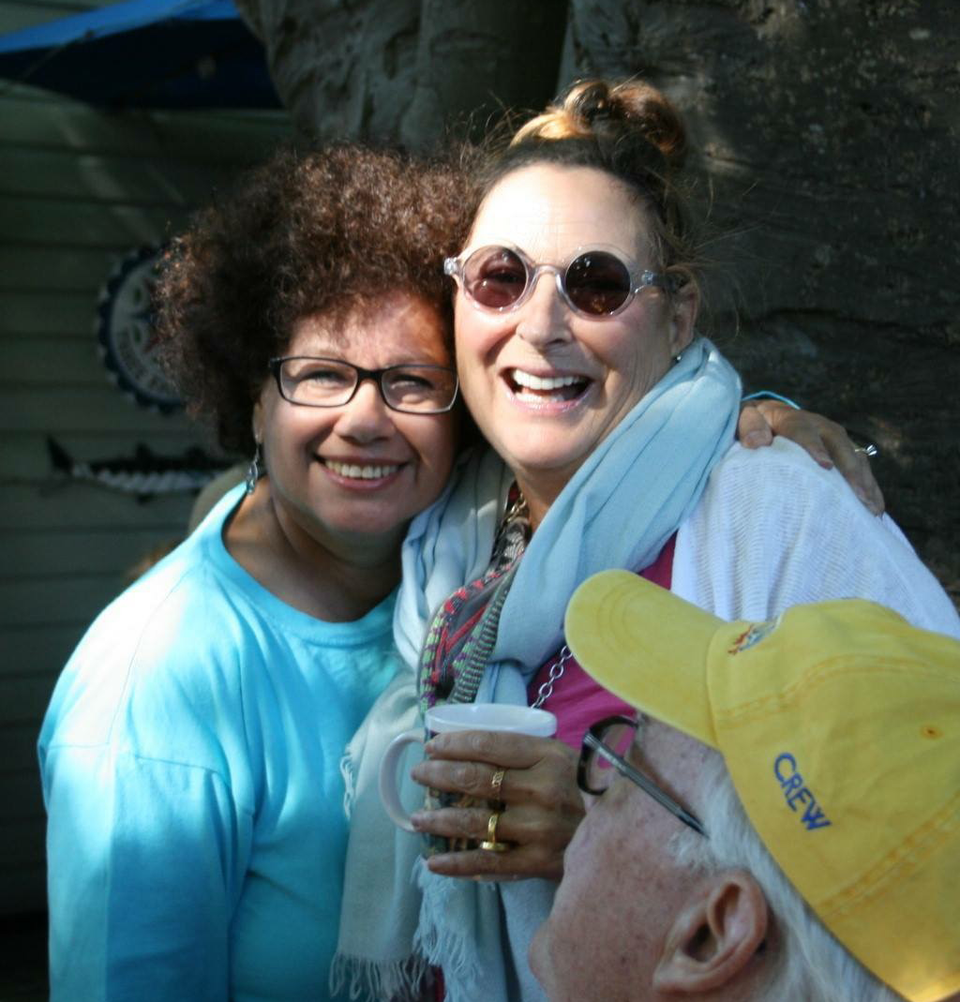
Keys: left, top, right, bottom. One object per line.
{"left": 742, "top": 431, "right": 768, "bottom": 448}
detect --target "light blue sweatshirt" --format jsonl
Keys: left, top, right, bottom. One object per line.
{"left": 39, "top": 486, "right": 400, "bottom": 1001}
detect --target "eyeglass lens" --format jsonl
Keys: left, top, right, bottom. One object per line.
{"left": 278, "top": 358, "right": 456, "bottom": 412}
{"left": 461, "top": 246, "right": 634, "bottom": 316}
{"left": 585, "top": 719, "right": 637, "bottom": 793}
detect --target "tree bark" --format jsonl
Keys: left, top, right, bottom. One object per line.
{"left": 235, "top": 0, "right": 567, "bottom": 145}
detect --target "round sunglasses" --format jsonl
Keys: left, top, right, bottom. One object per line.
{"left": 444, "top": 244, "right": 672, "bottom": 319}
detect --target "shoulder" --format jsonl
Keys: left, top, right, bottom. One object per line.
{"left": 40, "top": 535, "right": 257, "bottom": 761}
{"left": 90, "top": 531, "right": 250, "bottom": 665}
{"left": 680, "top": 439, "right": 866, "bottom": 554}
{"left": 675, "top": 440, "right": 960, "bottom": 635}
{"left": 59, "top": 486, "right": 269, "bottom": 697}
{"left": 705, "top": 438, "right": 847, "bottom": 501}
{"left": 693, "top": 438, "right": 899, "bottom": 541}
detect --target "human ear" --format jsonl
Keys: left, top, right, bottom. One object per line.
{"left": 668, "top": 284, "right": 698, "bottom": 357}
{"left": 652, "top": 871, "right": 768, "bottom": 994}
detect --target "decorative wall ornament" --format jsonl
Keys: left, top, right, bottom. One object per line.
{"left": 47, "top": 436, "right": 226, "bottom": 499}
{"left": 97, "top": 244, "right": 182, "bottom": 413}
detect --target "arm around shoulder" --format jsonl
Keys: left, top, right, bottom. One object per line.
{"left": 673, "top": 439, "right": 960, "bottom": 638}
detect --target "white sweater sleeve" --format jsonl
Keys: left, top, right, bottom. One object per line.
{"left": 672, "top": 439, "right": 960, "bottom": 638}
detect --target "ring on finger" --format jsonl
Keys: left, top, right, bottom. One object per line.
{"left": 480, "top": 810, "right": 510, "bottom": 852}
{"left": 490, "top": 768, "right": 506, "bottom": 799}
{"left": 853, "top": 444, "right": 878, "bottom": 457}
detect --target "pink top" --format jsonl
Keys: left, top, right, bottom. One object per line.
{"left": 527, "top": 534, "right": 676, "bottom": 750}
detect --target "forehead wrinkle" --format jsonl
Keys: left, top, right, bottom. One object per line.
{"left": 470, "top": 166, "right": 656, "bottom": 265}
{"left": 285, "top": 320, "right": 361, "bottom": 360}
{"left": 473, "top": 214, "right": 650, "bottom": 264}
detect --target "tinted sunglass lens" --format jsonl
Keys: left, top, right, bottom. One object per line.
{"left": 566, "top": 252, "right": 632, "bottom": 315}
{"left": 463, "top": 247, "right": 528, "bottom": 309}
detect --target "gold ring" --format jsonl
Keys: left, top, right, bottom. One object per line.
{"left": 480, "top": 810, "right": 509, "bottom": 852}
{"left": 490, "top": 768, "right": 506, "bottom": 799}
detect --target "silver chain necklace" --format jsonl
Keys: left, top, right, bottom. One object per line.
{"left": 531, "top": 644, "right": 573, "bottom": 709}
{"left": 499, "top": 484, "right": 570, "bottom": 711}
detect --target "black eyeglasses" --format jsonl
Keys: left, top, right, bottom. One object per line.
{"left": 444, "top": 243, "right": 671, "bottom": 319}
{"left": 578, "top": 715, "right": 707, "bottom": 837}
{"left": 269, "top": 356, "right": 459, "bottom": 414}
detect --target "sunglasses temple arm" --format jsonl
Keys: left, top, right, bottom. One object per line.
{"left": 621, "top": 758, "right": 706, "bottom": 835}
{"left": 594, "top": 742, "right": 707, "bottom": 837}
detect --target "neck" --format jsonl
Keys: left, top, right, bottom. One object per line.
{"left": 225, "top": 481, "right": 402, "bottom": 622}
{"left": 513, "top": 472, "right": 568, "bottom": 532}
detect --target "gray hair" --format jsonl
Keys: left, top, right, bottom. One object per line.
{"left": 670, "top": 752, "right": 903, "bottom": 1002}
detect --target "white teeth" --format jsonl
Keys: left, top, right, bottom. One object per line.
{"left": 325, "top": 460, "right": 400, "bottom": 480}
{"left": 511, "top": 369, "right": 584, "bottom": 391}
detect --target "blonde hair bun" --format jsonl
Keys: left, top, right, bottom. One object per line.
{"left": 512, "top": 78, "right": 686, "bottom": 167}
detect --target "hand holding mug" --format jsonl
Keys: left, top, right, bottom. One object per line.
{"left": 411, "top": 727, "right": 584, "bottom": 881}
{"left": 379, "top": 702, "right": 584, "bottom": 881}
{"left": 379, "top": 703, "right": 557, "bottom": 857}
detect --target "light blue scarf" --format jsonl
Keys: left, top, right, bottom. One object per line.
{"left": 334, "top": 337, "right": 741, "bottom": 1001}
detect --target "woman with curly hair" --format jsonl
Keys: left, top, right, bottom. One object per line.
{"left": 38, "top": 144, "right": 468, "bottom": 1002}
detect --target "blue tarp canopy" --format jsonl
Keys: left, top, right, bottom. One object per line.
{"left": 0, "top": 0, "right": 280, "bottom": 109}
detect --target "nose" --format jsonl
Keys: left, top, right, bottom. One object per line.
{"left": 515, "top": 266, "right": 572, "bottom": 347}
{"left": 333, "top": 378, "right": 395, "bottom": 442}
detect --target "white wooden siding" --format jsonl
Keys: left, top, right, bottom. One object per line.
{"left": 0, "top": 0, "right": 291, "bottom": 915}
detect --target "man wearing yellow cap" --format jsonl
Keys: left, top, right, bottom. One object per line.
{"left": 530, "top": 573, "right": 960, "bottom": 1002}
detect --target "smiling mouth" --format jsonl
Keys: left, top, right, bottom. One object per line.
{"left": 507, "top": 368, "right": 590, "bottom": 403}
{"left": 323, "top": 459, "right": 402, "bottom": 480}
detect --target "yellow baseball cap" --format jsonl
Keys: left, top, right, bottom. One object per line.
{"left": 564, "top": 570, "right": 960, "bottom": 1002}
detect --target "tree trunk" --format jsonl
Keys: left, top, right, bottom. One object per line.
{"left": 235, "top": 0, "right": 567, "bottom": 145}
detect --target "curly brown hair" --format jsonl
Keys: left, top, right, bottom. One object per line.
{"left": 155, "top": 144, "right": 470, "bottom": 455}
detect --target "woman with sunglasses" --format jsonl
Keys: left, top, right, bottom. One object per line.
{"left": 38, "top": 145, "right": 466, "bottom": 1002}
{"left": 335, "top": 80, "right": 960, "bottom": 1001}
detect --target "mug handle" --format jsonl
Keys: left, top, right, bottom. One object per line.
{"left": 378, "top": 729, "right": 424, "bottom": 833}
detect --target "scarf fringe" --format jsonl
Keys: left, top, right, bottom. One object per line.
{"left": 412, "top": 858, "right": 487, "bottom": 1002}
{"left": 329, "top": 952, "right": 430, "bottom": 1002}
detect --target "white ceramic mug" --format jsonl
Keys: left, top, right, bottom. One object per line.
{"left": 378, "top": 702, "right": 557, "bottom": 848}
